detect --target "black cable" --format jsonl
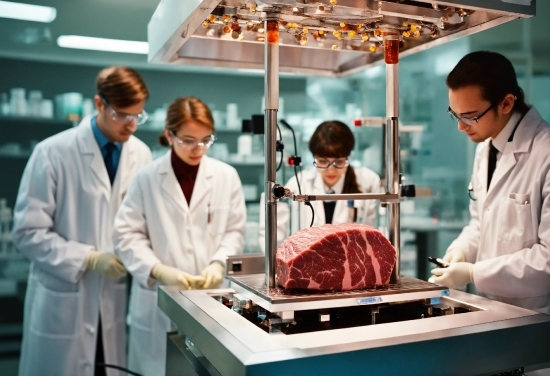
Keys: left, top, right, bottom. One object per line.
{"left": 280, "top": 119, "right": 298, "bottom": 156}
{"left": 277, "top": 149, "right": 284, "bottom": 171}
{"left": 281, "top": 119, "right": 302, "bottom": 194}
{"left": 293, "top": 164, "right": 302, "bottom": 195}
{"left": 281, "top": 119, "right": 316, "bottom": 227}
{"left": 95, "top": 363, "right": 142, "bottom": 376}
{"left": 276, "top": 123, "right": 283, "bottom": 172}
{"left": 305, "top": 201, "right": 314, "bottom": 227}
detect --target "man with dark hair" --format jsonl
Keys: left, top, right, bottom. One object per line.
{"left": 431, "top": 51, "right": 550, "bottom": 318}
{"left": 12, "top": 66, "right": 152, "bottom": 376}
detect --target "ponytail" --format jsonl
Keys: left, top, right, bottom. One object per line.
{"left": 342, "top": 166, "right": 361, "bottom": 194}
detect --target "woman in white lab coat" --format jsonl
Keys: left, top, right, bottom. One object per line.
{"left": 260, "top": 120, "right": 381, "bottom": 251}
{"left": 12, "top": 66, "right": 152, "bottom": 376}
{"left": 113, "top": 96, "right": 246, "bottom": 376}
{"left": 431, "top": 51, "right": 550, "bottom": 317}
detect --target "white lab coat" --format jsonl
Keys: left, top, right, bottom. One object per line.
{"left": 259, "top": 167, "right": 381, "bottom": 252}
{"left": 113, "top": 151, "right": 246, "bottom": 376}
{"left": 448, "top": 107, "right": 550, "bottom": 314}
{"left": 12, "top": 116, "right": 152, "bottom": 376}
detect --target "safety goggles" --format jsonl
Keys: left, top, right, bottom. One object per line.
{"left": 170, "top": 131, "right": 217, "bottom": 150}
{"left": 101, "top": 97, "right": 148, "bottom": 125}
{"left": 313, "top": 158, "right": 349, "bottom": 169}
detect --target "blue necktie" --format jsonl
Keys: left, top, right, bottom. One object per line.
{"left": 104, "top": 142, "right": 117, "bottom": 185}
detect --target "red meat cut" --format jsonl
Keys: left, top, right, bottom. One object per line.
{"left": 276, "top": 223, "right": 396, "bottom": 290}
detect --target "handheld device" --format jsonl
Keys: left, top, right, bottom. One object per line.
{"left": 428, "top": 257, "right": 449, "bottom": 268}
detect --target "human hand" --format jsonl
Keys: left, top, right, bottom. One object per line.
{"left": 431, "top": 262, "right": 474, "bottom": 289}
{"left": 86, "top": 250, "right": 127, "bottom": 279}
{"left": 151, "top": 263, "right": 205, "bottom": 289}
{"left": 442, "top": 247, "right": 466, "bottom": 264}
{"left": 200, "top": 262, "right": 225, "bottom": 289}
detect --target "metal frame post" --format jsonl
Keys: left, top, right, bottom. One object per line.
{"left": 386, "top": 63, "right": 400, "bottom": 282}
{"left": 264, "top": 15, "right": 279, "bottom": 288}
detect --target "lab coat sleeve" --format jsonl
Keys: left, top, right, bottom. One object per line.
{"left": 11, "top": 146, "right": 93, "bottom": 283}
{"left": 113, "top": 174, "right": 159, "bottom": 288}
{"left": 474, "top": 165, "right": 550, "bottom": 298}
{"left": 258, "top": 192, "right": 290, "bottom": 253}
{"left": 210, "top": 169, "right": 247, "bottom": 264}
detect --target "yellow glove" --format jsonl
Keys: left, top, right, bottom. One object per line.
{"left": 86, "top": 250, "right": 127, "bottom": 279}
{"left": 431, "top": 262, "right": 474, "bottom": 289}
{"left": 151, "top": 263, "right": 205, "bottom": 290}
{"left": 442, "top": 247, "right": 466, "bottom": 264}
{"left": 200, "top": 262, "right": 225, "bottom": 289}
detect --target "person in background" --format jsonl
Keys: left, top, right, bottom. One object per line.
{"left": 431, "top": 52, "right": 550, "bottom": 318}
{"left": 113, "top": 96, "right": 246, "bottom": 376}
{"left": 12, "top": 66, "right": 152, "bottom": 376}
{"left": 259, "top": 120, "right": 381, "bottom": 251}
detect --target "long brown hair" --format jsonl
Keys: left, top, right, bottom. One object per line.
{"left": 96, "top": 66, "right": 149, "bottom": 108}
{"left": 309, "top": 120, "right": 361, "bottom": 194}
{"left": 446, "top": 51, "right": 530, "bottom": 115}
{"left": 159, "top": 97, "right": 215, "bottom": 146}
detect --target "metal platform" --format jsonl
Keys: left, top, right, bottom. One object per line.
{"left": 229, "top": 274, "right": 450, "bottom": 312}
{"left": 160, "top": 286, "right": 550, "bottom": 376}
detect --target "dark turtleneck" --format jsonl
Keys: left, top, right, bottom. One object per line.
{"left": 171, "top": 151, "right": 200, "bottom": 205}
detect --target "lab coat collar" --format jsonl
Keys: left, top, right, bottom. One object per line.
{"left": 159, "top": 151, "right": 189, "bottom": 213}
{"left": 159, "top": 151, "right": 214, "bottom": 213}
{"left": 76, "top": 116, "right": 111, "bottom": 194}
{"left": 483, "top": 107, "right": 542, "bottom": 201}
{"left": 188, "top": 155, "right": 213, "bottom": 211}
{"left": 311, "top": 168, "right": 348, "bottom": 225}
{"left": 491, "top": 112, "right": 521, "bottom": 153}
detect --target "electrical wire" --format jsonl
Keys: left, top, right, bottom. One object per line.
{"left": 276, "top": 123, "right": 283, "bottom": 172}
{"left": 305, "top": 201, "right": 314, "bottom": 227}
{"left": 281, "top": 118, "right": 316, "bottom": 227}
{"left": 95, "top": 363, "right": 142, "bottom": 376}
{"left": 280, "top": 119, "right": 298, "bottom": 158}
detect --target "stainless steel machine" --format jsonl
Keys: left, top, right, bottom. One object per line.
{"left": 148, "top": 1, "right": 550, "bottom": 375}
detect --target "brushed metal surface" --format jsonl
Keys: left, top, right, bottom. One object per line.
{"left": 159, "top": 286, "right": 550, "bottom": 375}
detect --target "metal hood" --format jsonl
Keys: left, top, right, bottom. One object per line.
{"left": 148, "top": 0, "right": 535, "bottom": 76}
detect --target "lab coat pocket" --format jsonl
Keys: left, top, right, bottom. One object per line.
{"left": 29, "top": 279, "right": 79, "bottom": 337}
{"left": 130, "top": 287, "right": 157, "bottom": 332}
{"left": 497, "top": 196, "right": 535, "bottom": 249}
{"left": 208, "top": 206, "right": 230, "bottom": 236}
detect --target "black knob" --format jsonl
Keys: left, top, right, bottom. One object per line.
{"left": 401, "top": 185, "right": 416, "bottom": 198}
{"left": 272, "top": 184, "right": 286, "bottom": 199}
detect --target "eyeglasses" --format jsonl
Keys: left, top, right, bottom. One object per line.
{"left": 448, "top": 103, "right": 494, "bottom": 126}
{"left": 313, "top": 158, "right": 350, "bottom": 169}
{"left": 101, "top": 97, "right": 148, "bottom": 126}
{"left": 170, "top": 131, "right": 217, "bottom": 150}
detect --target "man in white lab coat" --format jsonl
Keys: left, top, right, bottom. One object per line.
{"left": 12, "top": 66, "right": 152, "bottom": 376}
{"left": 431, "top": 51, "right": 550, "bottom": 319}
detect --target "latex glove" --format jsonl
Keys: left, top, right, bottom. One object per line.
{"left": 200, "top": 262, "right": 225, "bottom": 289}
{"left": 442, "top": 247, "right": 466, "bottom": 264}
{"left": 86, "top": 250, "right": 127, "bottom": 279}
{"left": 431, "top": 262, "right": 474, "bottom": 289}
{"left": 151, "top": 263, "right": 205, "bottom": 290}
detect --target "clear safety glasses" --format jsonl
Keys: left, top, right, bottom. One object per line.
{"left": 448, "top": 103, "right": 494, "bottom": 126}
{"left": 101, "top": 97, "right": 148, "bottom": 126}
{"left": 170, "top": 131, "right": 217, "bottom": 150}
{"left": 313, "top": 158, "right": 350, "bottom": 169}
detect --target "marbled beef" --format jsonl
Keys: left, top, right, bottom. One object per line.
{"left": 276, "top": 223, "right": 396, "bottom": 290}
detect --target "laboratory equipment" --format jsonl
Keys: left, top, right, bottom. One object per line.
{"left": 0, "top": 199, "right": 13, "bottom": 255}
{"left": 148, "top": 1, "right": 550, "bottom": 375}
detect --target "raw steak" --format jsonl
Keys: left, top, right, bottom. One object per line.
{"left": 276, "top": 223, "right": 396, "bottom": 290}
